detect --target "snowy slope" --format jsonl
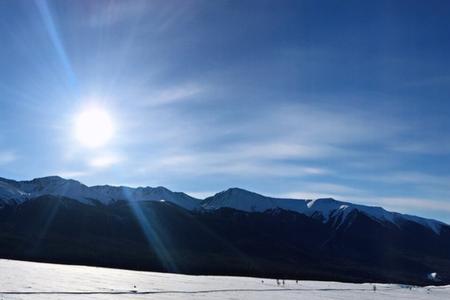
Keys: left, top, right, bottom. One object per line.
{"left": 0, "top": 259, "right": 449, "bottom": 300}
{"left": 0, "top": 176, "right": 200, "bottom": 210}
{"left": 0, "top": 180, "right": 28, "bottom": 204}
{"left": 203, "top": 188, "right": 446, "bottom": 234}
{"left": 89, "top": 185, "right": 200, "bottom": 210}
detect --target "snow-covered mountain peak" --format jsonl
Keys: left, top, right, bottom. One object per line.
{"left": 0, "top": 176, "right": 446, "bottom": 234}
{"left": 0, "top": 177, "right": 201, "bottom": 210}
{"left": 202, "top": 190, "right": 446, "bottom": 234}
{"left": 29, "top": 175, "right": 68, "bottom": 183}
{"left": 203, "top": 188, "right": 278, "bottom": 212}
{"left": 219, "top": 187, "right": 263, "bottom": 198}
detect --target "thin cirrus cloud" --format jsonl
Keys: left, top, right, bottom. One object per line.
{"left": 389, "top": 140, "right": 450, "bottom": 155}
{"left": 375, "top": 197, "right": 450, "bottom": 214}
{"left": 134, "top": 101, "right": 405, "bottom": 151}
{"left": 53, "top": 170, "right": 89, "bottom": 179}
{"left": 280, "top": 182, "right": 366, "bottom": 201}
{"left": 352, "top": 171, "right": 450, "bottom": 192}
{"left": 49, "top": 155, "right": 124, "bottom": 182}
{"left": 85, "top": 0, "right": 192, "bottom": 34}
{"left": 382, "top": 172, "right": 450, "bottom": 187}
{"left": 0, "top": 151, "right": 16, "bottom": 165}
{"left": 138, "top": 151, "right": 330, "bottom": 178}
{"left": 89, "top": 154, "right": 124, "bottom": 169}
{"left": 86, "top": 0, "right": 149, "bottom": 27}
{"left": 141, "top": 83, "right": 206, "bottom": 107}
{"left": 128, "top": 100, "right": 413, "bottom": 186}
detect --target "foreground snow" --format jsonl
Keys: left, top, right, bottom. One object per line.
{"left": 0, "top": 259, "right": 449, "bottom": 299}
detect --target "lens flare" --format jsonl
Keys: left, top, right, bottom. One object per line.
{"left": 74, "top": 107, "right": 114, "bottom": 148}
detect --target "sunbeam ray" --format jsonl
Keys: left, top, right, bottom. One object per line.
{"left": 122, "top": 186, "right": 178, "bottom": 272}
{"left": 35, "top": 0, "right": 77, "bottom": 89}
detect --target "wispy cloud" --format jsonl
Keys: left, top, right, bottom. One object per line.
{"left": 375, "top": 197, "right": 450, "bottom": 214}
{"left": 86, "top": 0, "right": 149, "bottom": 27}
{"left": 280, "top": 191, "right": 346, "bottom": 201}
{"left": 142, "top": 83, "right": 205, "bottom": 107}
{"left": 231, "top": 142, "right": 340, "bottom": 160}
{"left": 279, "top": 182, "right": 365, "bottom": 201}
{"left": 54, "top": 170, "right": 89, "bottom": 179}
{"left": 138, "top": 147, "right": 330, "bottom": 178}
{"left": 0, "top": 151, "right": 16, "bottom": 165}
{"left": 356, "top": 171, "right": 450, "bottom": 190}
{"left": 302, "top": 183, "right": 364, "bottom": 195}
{"left": 126, "top": 99, "right": 410, "bottom": 183}
{"left": 386, "top": 172, "right": 450, "bottom": 187}
{"left": 89, "top": 153, "right": 124, "bottom": 168}
{"left": 389, "top": 140, "right": 450, "bottom": 155}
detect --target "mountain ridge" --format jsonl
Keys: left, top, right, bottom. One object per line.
{"left": 0, "top": 176, "right": 200, "bottom": 210}
{"left": 1, "top": 176, "right": 450, "bottom": 285}
{"left": 204, "top": 187, "right": 446, "bottom": 234}
{"left": 0, "top": 176, "right": 447, "bottom": 234}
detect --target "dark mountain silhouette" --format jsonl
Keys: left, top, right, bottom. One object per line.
{"left": 0, "top": 176, "right": 449, "bottom": 285}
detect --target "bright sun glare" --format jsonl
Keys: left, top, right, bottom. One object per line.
{"left": 75, "top": 107, "right": 114, "bottom": 148}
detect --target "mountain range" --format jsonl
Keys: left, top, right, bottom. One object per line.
{"left": 0, "top": 176, "right": 449, "bottom": 285}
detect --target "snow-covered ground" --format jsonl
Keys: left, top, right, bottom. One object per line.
{"left": 0, "top": 259, "right": 448, "bottom": 299}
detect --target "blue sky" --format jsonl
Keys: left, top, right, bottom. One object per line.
{"left": 1, "top": 0, "right": 450, "bottom": 222}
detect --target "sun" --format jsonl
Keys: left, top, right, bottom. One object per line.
{"left": 74, "top": 107, "right": 114, "bottom": 148}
